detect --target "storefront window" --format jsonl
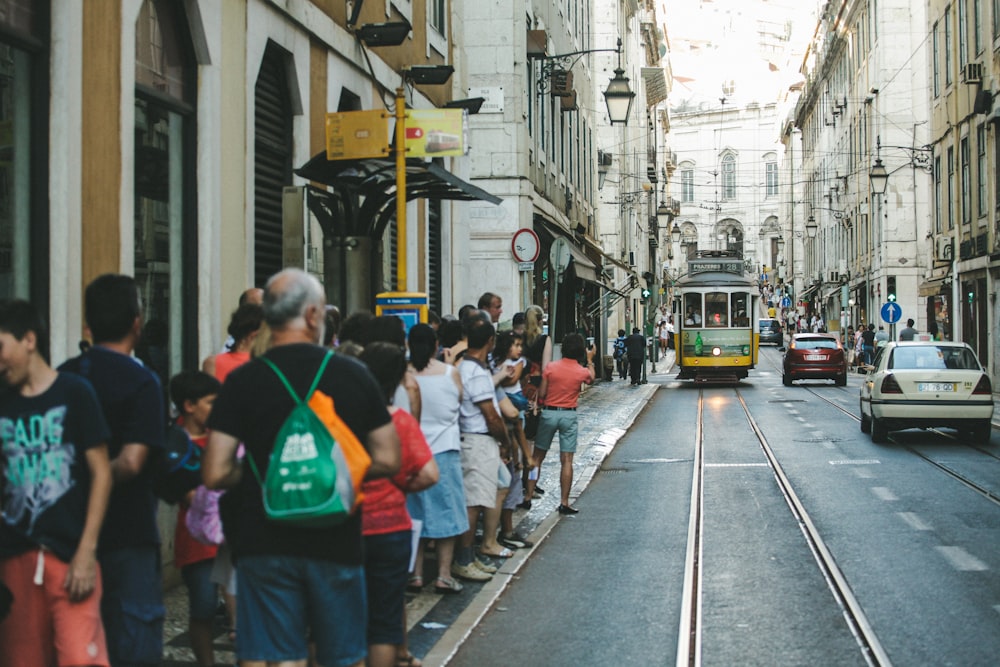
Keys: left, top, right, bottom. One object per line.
{"left": 134, "top": 0, "right": 194, "bottom": 384}
{"left": 0, "top": 42, "right": 30, "bottom": 299}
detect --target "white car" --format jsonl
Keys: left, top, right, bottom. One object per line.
{"left": 859, "top": 341, "right": 994, "bottom": 444}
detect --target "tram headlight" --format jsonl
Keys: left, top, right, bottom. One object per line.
{"left": 712, "top": 347, "right": 722, "bottom": 356}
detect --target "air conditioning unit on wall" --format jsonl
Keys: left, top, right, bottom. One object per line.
{"left": 963, "top": 62, "right": 984, "bottom": 84}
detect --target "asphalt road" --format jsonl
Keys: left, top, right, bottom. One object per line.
{"left": 450, "top": 347, "right": 1000, "bottom": 666}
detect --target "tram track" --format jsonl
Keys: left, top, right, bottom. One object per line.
{"left": 760, "top": 346, "right": 1000, "bottom": 509}
{"left": 675, "top": 386, "right": 891, "bottom": 667}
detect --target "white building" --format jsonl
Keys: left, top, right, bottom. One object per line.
{"left": 792, "top": 0, "right": 931, "bottom": 334}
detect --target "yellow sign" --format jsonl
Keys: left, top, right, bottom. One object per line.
{"left": 326, "top": 110, "right": 390, "bottom": 160}
{"left": 404, "top": 109, "right": 467, "bottom": 157}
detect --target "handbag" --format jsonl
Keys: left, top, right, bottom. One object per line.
{"left": 186, "top": 486, "right": 225, "bottom": 546}
{"left": 523, "top": 408, "right": 540, "bottom": 440}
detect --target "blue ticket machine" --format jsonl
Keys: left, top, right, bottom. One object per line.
{"left": 375, "top": 292, "right": 428, "bottom": 334}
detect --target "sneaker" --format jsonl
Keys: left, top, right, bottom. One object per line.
{"left": 451, "top": 562, "right": 492, "bottom": 582}
{"left": 535, "top": 485, "right": 546, "bottom": 495}
{"left": 473, "top": 558, "right": 498, "bottom": 574}
{"left": 557, "top": 504, "right": 580, "bottom": 515}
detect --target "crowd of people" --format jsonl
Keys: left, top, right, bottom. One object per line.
{"left": 0, "top": 272, "right": 600, "bottom": 667}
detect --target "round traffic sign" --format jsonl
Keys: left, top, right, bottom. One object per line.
{"left": 880, "top": 301, "right": 902, "bottom": 324}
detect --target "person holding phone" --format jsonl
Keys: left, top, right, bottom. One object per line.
{"left": 530, "top": 333, "right": 595, "bottom": 515}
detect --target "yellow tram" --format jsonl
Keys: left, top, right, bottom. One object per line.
{"left": 674, "top": 251, "right": 759, "bottom": 382}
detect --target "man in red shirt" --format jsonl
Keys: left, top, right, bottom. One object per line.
{"left": 530, "top": 333, "right": 595, "bottom": 515}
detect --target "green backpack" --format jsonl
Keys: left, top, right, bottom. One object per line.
{"left": 247, "top": 350, "right": 365, "bottom": 527}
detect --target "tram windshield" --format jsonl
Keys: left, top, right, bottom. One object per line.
{"left": 705, "top": 293, "right": 728, "bottom": 327}
{"left": 683, "top": 294, "right": 703, "bottom": 327}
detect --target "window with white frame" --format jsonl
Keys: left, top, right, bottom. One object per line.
{"left": 681, "top": 167, "right": 694, "bottom": 202}
{"left": 722, "top": 154, "right": 736, "bottom": 200}
{"left": 765, "top": 160, "right": 778, "bottom": 197}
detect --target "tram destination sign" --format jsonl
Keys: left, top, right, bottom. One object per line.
{"left": 689, "top": 260, "right": 743, "bottom": 275}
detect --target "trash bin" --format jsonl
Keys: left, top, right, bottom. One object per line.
{"left": 602, "top": 355, "right": 614, "bottom": 381}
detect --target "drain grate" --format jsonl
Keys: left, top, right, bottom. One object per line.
{"left": 600, "top": 467, "right": 630, "bottom": 474}
{"left": 769, "top": 399, "right": 807, "bottom": 403}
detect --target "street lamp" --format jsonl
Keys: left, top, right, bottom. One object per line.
{"left": 805, "top": 215, "right": 819, "bottom": 238}
{"left": 656, "top": 202, "right": 671, "bottom": 229}
{"left": 869, "top": 157, "right": 889, "bottom": 196}
{"left": 604, "top": 65, "right": 635, "bottom": 124}
{"left": 534, "top": 38, "right": 634, "bottom": 125}
{"left": 671, "top": 224, "right": 682, "bottom": 244}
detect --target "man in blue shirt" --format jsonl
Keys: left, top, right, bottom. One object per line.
{"left": 60, "top": 275, "right": 166, "bottom": 667}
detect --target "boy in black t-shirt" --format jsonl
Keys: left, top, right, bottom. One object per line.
{"left": 0, "top": 299, "right": 112, "bottom": 667}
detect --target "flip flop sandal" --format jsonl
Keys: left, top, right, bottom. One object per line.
{"left": 479, "top": 546, "right": 514, "bottom": 558}
{"left": 406, "top": 575, "right": 424, "bottom": 592}
{"left": 433, "top": 577, "right": 464, "bottom": 594}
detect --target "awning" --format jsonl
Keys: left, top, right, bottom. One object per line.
{"left": 294, "top": 151, "right": 502, "bottom": 238}
{"left": 799, "top": 283, "right": 820, "bottom": 301}
{"left": 821, "top": 288, "right": 841, "bottom": 302}
{"left": 567, "top": 242, "right": 599, "bottom": 283}
{"left": 535, "top": 218, "right": 602, "bottom": 285}
{"left": 918, "top": 276, "right": 949, "bottom": 297}
{"left": 579, "top": 235, "right": 637, "bottom": 277}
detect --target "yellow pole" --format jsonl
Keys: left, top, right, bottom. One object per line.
{"left": 396, "top": 87, "right": 407, "bottom": 291}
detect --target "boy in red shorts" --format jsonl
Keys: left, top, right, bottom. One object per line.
{"left": 0, "top": 299, "right": 113, "bottom": 666}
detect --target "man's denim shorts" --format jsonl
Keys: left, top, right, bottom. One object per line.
{"left": 237, "top": 555, "right": 366, "bottom": 666}
{"left": 533, "top": 409, "right": 579, "bottom": 453}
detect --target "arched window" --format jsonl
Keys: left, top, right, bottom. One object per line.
{"left": 134, "top": 0, "right": 197, "bottom": 385}
{"left": 722, "top": 154, "right": 736, "bottom": 200}
{"left": 254, "top": 42, "right": 296, "bottom": 288}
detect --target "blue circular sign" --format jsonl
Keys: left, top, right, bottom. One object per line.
{"left": 880, "top": 301, "right": 902, "bottom": 324}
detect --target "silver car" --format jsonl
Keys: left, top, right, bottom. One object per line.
{"left": 859, "top": 341, "right": 994, "bottom": 443}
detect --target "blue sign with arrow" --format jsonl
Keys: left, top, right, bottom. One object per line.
{"left": 880, "top": 301, "right": 902, "bottom": 324}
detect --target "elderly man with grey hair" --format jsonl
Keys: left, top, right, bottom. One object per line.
{"left": 203, "top": 268, "right": 400, "bottom": 667}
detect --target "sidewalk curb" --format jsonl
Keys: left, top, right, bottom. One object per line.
{"left": 421, "top": 383, "right": 659, "bottom": 667}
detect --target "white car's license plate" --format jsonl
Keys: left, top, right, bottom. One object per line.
{"left": 918, "top": 382, "right": 955, "bottom": 392}
{"left": 805, "top": 354, "right": 827, "bottom": 361}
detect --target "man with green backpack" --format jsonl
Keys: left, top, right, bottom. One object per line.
{"left": 203, "top": 268, "right": 401, "bottom": 667}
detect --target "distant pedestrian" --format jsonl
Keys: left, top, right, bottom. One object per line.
{"left": 613, "top": 328, "right": 628, "bottom": 379}
{"left": 875, "top": 326, "right": 889, "bottom": 345}
{"left": 899, "top": 318, "right": 918, "bottom": 341}
{"left": 625, "top": 327, "right": 646, "bottom": 385}
{"left": 202, "top": 268, "right": 401, "bottom": 667}
{"left": 861, "top": 323, "right": 876, "bottom": 365}
{"left": 532, "top": 333, "right": 595, "bottom": 515}
{"left": 0, "top": 299, "right": 113, "bottom": 667}
{"left": 59, "top": 274, "right": 167, "bottom": 667}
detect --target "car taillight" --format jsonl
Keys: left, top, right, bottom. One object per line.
{"left": 973, "top": 374, "right": 992, "bottom": 395}
{"left": 880, "top": 374, "right": 903, "bottom": 394}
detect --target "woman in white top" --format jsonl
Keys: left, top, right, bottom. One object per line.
{"left": 405, "top": 324, "right": 470, "bottom": 593}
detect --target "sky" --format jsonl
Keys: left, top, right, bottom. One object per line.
{"left": 664, "top": 0, "right": 821, "bottom": 112}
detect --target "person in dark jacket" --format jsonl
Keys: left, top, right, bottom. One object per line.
{"left": 625, "top": 327, "right": 646, "bottom": 385}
